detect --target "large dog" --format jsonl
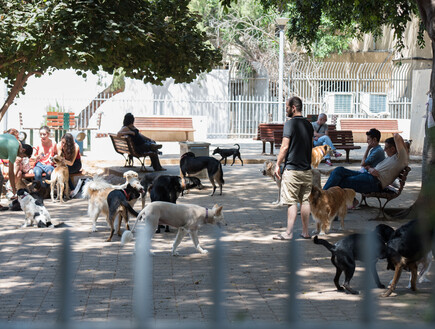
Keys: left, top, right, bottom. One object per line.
{"left": 180, "top": 152, "right": 224, "bottom": 196}
{"left": 82, "top": 170, "right": 142, "bottom": 232}
{"left": 44, "top": 155, "right": 69, "bottom": 203}
{"left": 309, "top": 185, "right": 356, "bottom": 235}
{"left": 212, "top": 144, "right": 243, "bottom": 166}
{"left": 382, "top": 219, "right": 434, "bottom": 297}
{"left": 121, "top": 202, "right": 225, "bottom": 255}
{"left": 17, "top": 188, "right": 55, "bottom": 228}
{"left": 261, "top": 160, "right": 325, "bottom": 205}
{"left": 105, "top": 183, "right": 144, "bottom": 242}
{"left": 311, "top": 144, "right": 332, "bottom": 168}
{"left": 313, "top": 223, "right": 395, "bottom": 294}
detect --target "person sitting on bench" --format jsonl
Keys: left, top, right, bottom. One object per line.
{"left": 323, "top": 133, "right": 408, "bottom": 199}
{"left": 312, "top": 113, "right": 342, "bottom": 166}
{"left": 117, "top": 113, "right": 165, "bottom": 171}
{"left": 359, "top": 128, "right": 385, "bottom": 173}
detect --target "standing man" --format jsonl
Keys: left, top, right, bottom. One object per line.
{"left": 360, "top": 128, "right": 385, "bottom": 172}
{"left": 0, "top": 133, "right": 31, "bottom": 210}
{"left": 273, "top": 96, "right": 314, "bottom": 240}
{"left": 312, "top": 113, "right": 341, "bottom": 166}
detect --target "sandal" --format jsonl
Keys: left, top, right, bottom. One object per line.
{"left": 273, "top": 233, "right": 292, "bottom": 240}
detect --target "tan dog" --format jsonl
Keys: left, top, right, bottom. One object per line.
{"left": 44, "top": 155, "right": 69, "bottom": 203}
{"left": 121, "top": 202, "right": 225, "bottom": 256}
{"left": 309, "top": 185, "right": 355, "bottom": 235}
{"left": 311, "top": 144, "right": 332, "bottom": 168}
{"left": 82, "top": 170, "right": 142, "bottom": 232}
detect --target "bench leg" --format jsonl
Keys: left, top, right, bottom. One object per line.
{"left": 269, "top": 141, "right": 274, "bottom": 156}
{"left": 262, "top": 141, "right": 266, "bottom": 155}
{"left": 368, "top": 198, "right": 392, "bottom": 221}
{"left": 345, "top": 150, "right": 350, "bottom": 163}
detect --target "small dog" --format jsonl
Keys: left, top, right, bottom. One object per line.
{"left": 17, "top": 188, "right": 54, "bottom": 228}
{"left": 10, "top": 187, "right": 44, "bottom": 211}
{"left": 212, "top": 144, "right": 243, "bottom": 166}
{"left": 382, "top": 219, "right": 434, "bottom": 297}
{"left": 313, "top": 223, "right": 395, "bottom": 294}
{"left": 105, "top": 183, "right": 144, "bottom": 242}
{"left": 29, "top": 180, "right": 51, "bottom": 199}
{"left": 311, "top": 144, "right": 332, "bottom": 168}
{"left": 180, "top": 152, "right": 224, "bottom": 196}
{"left": 121, "top": 202, "right": 225, "bottom": 255}
{"left": 44, "top": 155, "right": 69, "bottom": 203}
{"left": 309, "top": 185, "right": 356, "bottom": 235}
{"left": 82, "top": 170, "right": 142, "bottom": 232}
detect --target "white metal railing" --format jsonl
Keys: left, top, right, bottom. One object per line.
{"left": 1, "top": 228, "right": 434, "bottom": 329}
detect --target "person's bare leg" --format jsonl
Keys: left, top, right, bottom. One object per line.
{"left": 285, "top": 204, "right": 298, "bottom": 238}
{"left": 300, "top": 203, "right": 311, "bottom": 237}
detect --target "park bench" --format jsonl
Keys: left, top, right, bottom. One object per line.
{"left": 327, "top": 130, "right": 361, "bottom": 162}
{"left": 134, "top": 117, "right": 195, "bottom": 142}
{"left": 339, "top": 118, "right": 402, "bottom": 143}
{"left": 360, "top": 166, "right": 411, "bottom": 220}
{"left": 257, "top": 123, "right": 284, "bottom": 155}
{"left": 109, "top": 133, "right": 161, "bottom": 171}
{"left": 46, "top": 112, "right": 76, "bottom": 129}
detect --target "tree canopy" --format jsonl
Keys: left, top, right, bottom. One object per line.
{"left": 0, "top": 0, "right": 221, "bottom": 120}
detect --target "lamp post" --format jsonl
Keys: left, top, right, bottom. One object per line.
{"left": 276, "top": 17, "right": 289, "bottom": 121}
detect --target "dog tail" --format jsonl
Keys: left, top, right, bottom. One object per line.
{"left": 121, "top": 230, "right": 134, "bottom": 246}
{"left": 234, "top": 143, "right": 240, "bottom": 150}
{"left": 313, "top": 235, "right": 335, "bottom": 252}
{"left": 219, "top": 162, "right": 225, "bottom": 185}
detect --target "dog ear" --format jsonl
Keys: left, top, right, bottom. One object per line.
{"left": 215, "top": 206, "right": 223, "bottom": 216}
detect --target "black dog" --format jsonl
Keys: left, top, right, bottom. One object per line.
{"left": 212, "top": 144, "right": 243, "bottom": 166}
{"left": 382, "top": 219, "right": 434, "bottom": 297}
{"left": 29, "top": 180, "right": 51, "bottom": 199}
{"left": 106, "top": 183, "right": 143, "bottom": 242}
{"left": 149, "top": 175, "right": 204, "bottom": 233}
{"left": 313, "top": 223, "right": 395, "bottom": 294}
{"left": 180, "top": 152, "right": 224, "bottom": 196}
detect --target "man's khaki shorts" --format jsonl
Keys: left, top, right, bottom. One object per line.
{"left": 280, "top": 169, "right": 313, "bottom": 206}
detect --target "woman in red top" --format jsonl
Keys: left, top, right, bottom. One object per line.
{"left": 57, "top": 132, "right": 82, "bottom": 191}
{"left": 33, "top": 126, "right": 57, "bottom": 185}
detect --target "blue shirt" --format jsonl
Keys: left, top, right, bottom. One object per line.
{"left": 365, "top": 145, "right": 385, "bottom": 167}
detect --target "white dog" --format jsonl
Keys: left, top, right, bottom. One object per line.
{"left": 121, "top": 201, "right": 225, "bottom": 256}
{"left": 82, "top": 170, "right": 143, "bottom": 232}
{"left": 17, "top": 189, "right": 53, "bottom": 228}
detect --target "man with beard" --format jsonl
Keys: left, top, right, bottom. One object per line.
{"left": 273, "top": 96, "right": 314, "bottom": 240}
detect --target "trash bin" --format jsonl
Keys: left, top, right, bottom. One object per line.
{"left": 179, "top": 141, "right": 211, "bottom": 178}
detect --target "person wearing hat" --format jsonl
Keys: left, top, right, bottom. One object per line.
{"left": 360, "top": 128, "right": 385, "bottom": 173}
{"left": 0, "top": 133, "right": 32, "bottom": 210}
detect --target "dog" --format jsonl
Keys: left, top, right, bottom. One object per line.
{"left": 82, "top": 170, "right": 142, "bottom": 232}
{"left": 121, "top": 201, "right": 225, "bottom": 255}
{"left": 10, "top": 187, "right": 44, "bottom": 211}
{"left": 29, "top": 180, "right": 51, "bottom": 199}
{"left": 44, "top": 155, "right": 69, "bottom": 203}
{"left": 311, "top": 144, "right": 332, "bottom": 168}
{"left": 382, "top": 219, "right": 434, "bottom": 297}
{"left": 180, "top": 152, "right": 224, "bottom": 196}
{"left": 313, "top": 223, "right": 395, "bottom": 294}
{"left": 212, "top": 144, "right": 243, "bottom": 166}
{"left": 105, "top": 183, "right": 144, "bottom": 242}
{"left": 17, "top": 188, "right": 54, "bottom": 228}
{"left": 309, "top": 185, "right": 356, "bottom": 235}
{"left": 261, "top": 160, "right": 326, "bottom": 205}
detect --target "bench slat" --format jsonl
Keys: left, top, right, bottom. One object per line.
{"left": 134, "top": 117, "right": 194, "bottom": 142}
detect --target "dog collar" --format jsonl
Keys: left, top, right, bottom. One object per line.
{"left": 205, "top": 208, "right": 208, "bottom": 219}
{"left": 123, "top": 189, "right": 130, "bottom": 201}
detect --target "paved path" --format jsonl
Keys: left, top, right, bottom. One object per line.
{"left": 0, "top": 139, "right": 430, "bottom": 324}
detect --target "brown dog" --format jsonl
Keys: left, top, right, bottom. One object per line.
{"left": 44, "top": 155, "right": 69, "bottom": 203}
{"left": 309, "top": 185, "right": 355, "bottom": 235}
{"left": 311, "top": 145, "right": 332, "bottom": 168}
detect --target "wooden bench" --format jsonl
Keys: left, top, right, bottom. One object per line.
{"left": 46, "top": 112, "right": 76, "bottom": 129}
{"left": 339, "top": 119, "right": 402, "bottom": 143}
{"left": 109, "top": 133, "right": 160, "bottom": 171}
{"left": 134, "top": 117, "right": 195, "bottom": 142}
{"left": 360, "top": 166, "right": 411, "bottom": 220}
{"left": 327, "top": 130, "right": 361, "bottom": 162}
{"left": 257, "top": 123, "right": 284, "bottom": 155}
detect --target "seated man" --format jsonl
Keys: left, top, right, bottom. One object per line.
{"left": 359, "top": 128, "right": 385, "bottom": 173}
{"left": 312, "top": 113, "right": 341, "bottom": 166}
{"left": 323, "top": 133, "right": 408, "bottom": 195}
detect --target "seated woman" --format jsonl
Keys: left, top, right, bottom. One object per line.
{"left": 33, "top": 126, "right": 57, "bottom": 185}
{"left": 57, "top": 133, "right": 82, "bottom": 191}
{"left": 117, "top": 113, "right": 165, "bottom": 171}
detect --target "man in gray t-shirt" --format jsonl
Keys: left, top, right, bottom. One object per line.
{"left": 312, "top": 113, "right": 341, "bottom": 166}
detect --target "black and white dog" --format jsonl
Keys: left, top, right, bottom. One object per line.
{"left": 105, "top": 183, "right": 144, "bottom": 242}
{"left": 17, "top": 189, "right": 55, "bottom": 228}
{"left": 212, "top": 144, "right": 243, "bottom": 166}
{"left": 180, "top": 152, "right": 224, "bottom": 196}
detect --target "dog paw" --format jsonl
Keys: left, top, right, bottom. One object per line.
{"left": 199, "top": 249, "right": 208, "bottom": 254}
{"left": 172, "top": 251, "right": 179, "bottom": 256}
{"left": 318, "top": 231, "right": 326, "bottom": 236}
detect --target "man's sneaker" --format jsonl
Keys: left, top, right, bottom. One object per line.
{"left": 334, "top": 152, "right": 342, "bottom": 158}
{"left": 325, "top": 159, "right": 333, "bottom": 166}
